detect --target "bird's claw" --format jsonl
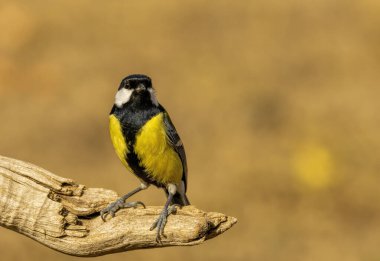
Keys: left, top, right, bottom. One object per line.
{"left": 100, "top": 199, "right": 145, "bottom": 221}
{"left": 150, "top": 205, "right": 177, "bottom": 243}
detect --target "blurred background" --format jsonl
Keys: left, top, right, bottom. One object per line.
{"left": 1, "top": 0, "right": 380, "bottom": 260}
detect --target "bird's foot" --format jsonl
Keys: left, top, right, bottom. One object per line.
{"left": 100, "top": 198, "right": 145, "bottom": 221}
{"left": 150, "top": 205, "right": 177, "bottom": 243}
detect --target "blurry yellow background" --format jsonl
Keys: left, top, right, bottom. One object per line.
{"left": 1, "top": 1, "right": 380, "bottom": 260}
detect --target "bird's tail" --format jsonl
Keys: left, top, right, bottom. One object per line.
{"left": 173, "top": 192, "right": 190, "bottom": 206}
{"left": 165, "top": 190, "right": 190, "bottom": 206}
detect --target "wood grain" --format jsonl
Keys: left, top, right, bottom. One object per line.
{"left": 0, "top": 155, "right": 237, "bottom": 256}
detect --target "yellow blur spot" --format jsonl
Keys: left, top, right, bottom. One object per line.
{"left": 293, "top": 143, "right": 334, "bottom": 189}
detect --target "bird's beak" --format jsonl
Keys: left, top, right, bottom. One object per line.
{"left": 136, "top": 84, "right": 146, "bottom": 93}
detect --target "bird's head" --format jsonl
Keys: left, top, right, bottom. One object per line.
{"left": 114, "top": 74, "right": 158, "bottom": 108}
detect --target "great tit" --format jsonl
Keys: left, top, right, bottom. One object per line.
{"left": 100, "top": 74, "right": 190, "bottom": 242}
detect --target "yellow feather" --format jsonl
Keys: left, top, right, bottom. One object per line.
{"left": 134, "top": 113, "right": 183, "bottom": 185}
{"left": 109, "top": 114, "right": 133, "bottom": 173}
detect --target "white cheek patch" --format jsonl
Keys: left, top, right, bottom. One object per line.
{"left": 148, "top": 88, "right": 159, "bottom": 106}
{"left": 115, "top": 88, "right": 133, "bottom": 108}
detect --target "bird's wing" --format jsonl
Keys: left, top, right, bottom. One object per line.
{"left": 162, "top": 111, "right": 188, "bottom": 191}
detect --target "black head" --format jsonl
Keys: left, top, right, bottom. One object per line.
{"left": 118, "top": 74, "right": 152, "bottom": 90}
{"left": 114, "top": 74, "right": 158, "bottom": 108}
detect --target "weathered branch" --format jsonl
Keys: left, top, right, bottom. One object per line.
{"left": 0, "top": 155, "right": 236, "bottom": 256}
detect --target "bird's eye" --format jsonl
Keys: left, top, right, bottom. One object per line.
{"left": 128, "top": 81, "right": 136, "bottom": 88}
{"left": 143, "top": 80, "right": 151, "bottom": 87}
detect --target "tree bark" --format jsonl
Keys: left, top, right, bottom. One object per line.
{"left": 0, "top": 155, "right": 236, "bottom": 257}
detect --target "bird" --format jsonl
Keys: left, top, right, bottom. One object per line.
{"left": 100, "top": 74, "right": 190, "bottom": 242}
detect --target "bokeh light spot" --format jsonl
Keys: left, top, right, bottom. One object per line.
{"left": 293, "top": 143, "right": 334, "bottom": 189}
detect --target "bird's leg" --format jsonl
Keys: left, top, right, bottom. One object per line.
{"left": 100, "top": 183, "right": 149, "bottom": 221}
{"left": 150, "top": 183, "right": 177, "bottom": 243}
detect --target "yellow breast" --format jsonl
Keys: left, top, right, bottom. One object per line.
{"left": 134, "top": 113, "right": 183, "bottom": 185}
{"left": 109, "top": 114, "right": 133, "bottom": 172}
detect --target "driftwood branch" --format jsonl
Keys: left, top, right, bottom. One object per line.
{"left": 0, "top": 155, "right": 236, "bottom": 256}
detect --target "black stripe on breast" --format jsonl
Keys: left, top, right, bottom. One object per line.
{"left": 111, "top": 103, "right": 166, "bottom": 188}
{"left": 126, "top": 150, "right": 163, "bottom": 187}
